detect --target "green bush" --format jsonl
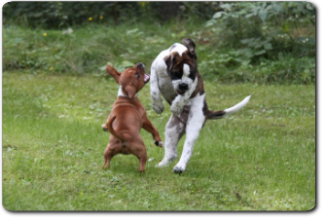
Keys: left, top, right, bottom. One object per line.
{"left": 3, "top": 2, "right": 214, "bottom": 28}
{"left": 205, "top": 2, "right": 315, "bottom": 63}
{"left": 3, "top": 2, "right": 140, "bottom": 28}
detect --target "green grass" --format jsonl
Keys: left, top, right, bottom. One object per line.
{"left": 2, "top": 72, "right": 315, "bottom": 211}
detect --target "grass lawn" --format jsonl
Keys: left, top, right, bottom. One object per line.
{"left": 2, "top": 71, "right": 315, "bottom": 211}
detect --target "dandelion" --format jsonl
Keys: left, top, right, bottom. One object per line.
{"left": 49, "top": 67, "right": 53, "bottom": 71}
{"left": 89, "top": 17, "right": 92, "bottom": 21}
{"left": 43, "top": 33, "right": 47, "bottom": 37}
{"left": 100, "top": 16, "right": 103, "bottom": 20}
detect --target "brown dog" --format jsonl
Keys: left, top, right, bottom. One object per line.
{"left": 102, "top": 63, "right": 163, "bottom": 172}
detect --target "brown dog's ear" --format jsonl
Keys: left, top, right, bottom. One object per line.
{"left": 124, "top": 85, "right": 136, "bottom": 99}
{"left": 106, "top": 65, "right": 121, "bottom": 83}
{"left": 182, "top": 38, "right": 197, "bottom": 59}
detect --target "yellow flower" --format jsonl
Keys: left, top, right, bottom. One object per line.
{"left": 89, "top": 17, "right": 92, "bottom": 21}
{"left": 43, "top": 33, "right": 47, "bottom": 36}
{"left": 49, "top": 67, "right": 53, "bottom": 71}
{"left": 139, "top": 2, "right": 147, "bottom": 7}
{"left": 100, "top": 16, "right": 103, "bottom": 20}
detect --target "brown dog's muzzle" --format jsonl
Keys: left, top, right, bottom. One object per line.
{"left": 135, "top": 62, "right": 149, "bottom": 83}
{"left": 137, "top": 62, "right": 145, "bottom": 68}
{"left": 144, "top": 74, "right": 150, "bottom": 83}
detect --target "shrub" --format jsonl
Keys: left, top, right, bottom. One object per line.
{"left": 205, "top": 2, "right": 315, "bottom": 63}
{"left": 2, "top": 2, "right": 214, "bottom": 28}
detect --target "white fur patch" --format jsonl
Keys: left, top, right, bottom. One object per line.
{"left": 117, "top": 85, "right": 138, "bottom": 98}
{"left": 183, "top": 63, "right": 190, "bottom": 78}
{"left": 170, "top": 43, "right": 187, "bottom": 56}
{"left": 118, "top": 86, "right": 127, "bottom": 97}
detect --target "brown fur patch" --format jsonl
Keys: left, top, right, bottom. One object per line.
{"left": 190, "top": 72, "right": 205, "bottom": 99}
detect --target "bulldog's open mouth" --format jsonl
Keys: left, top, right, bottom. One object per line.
{"left": 177, "top": 90, "right": 186, "bottom": 95}
{"left": 144, "top": 74, "right": 150, "bottom": 83}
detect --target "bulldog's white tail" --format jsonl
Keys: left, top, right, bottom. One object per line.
{"left": 206, "top": 95, "right": 251, "bottom": 120}
{"left": 224, "top": 95, "right": 251, "bottom": 116}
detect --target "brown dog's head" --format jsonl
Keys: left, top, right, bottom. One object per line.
{"left": 164, "top": 38, "right": 198, "bottom": 95}
{"left": 106, "top": 63, "right": 150, "bottom": 99}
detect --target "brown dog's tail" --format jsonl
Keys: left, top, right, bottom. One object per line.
{"left": 206, "top": 95, "right": 251, "bottom": 120}
{"left": 107, "top": 116, "right": 127, "bottom": 141}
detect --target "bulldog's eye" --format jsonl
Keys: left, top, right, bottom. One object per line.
{"left": 171, "top": 71, "right": 180, "bottom": 80}
{"left": 135, "top": 72, "right": 140, "bottom": 79}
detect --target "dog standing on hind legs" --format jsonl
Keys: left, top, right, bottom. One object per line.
{"left": 102, "top": 63, "right": 163, "bottom": 173}
{"left": 150, "top": 38, "right": 251, "bottom": 173}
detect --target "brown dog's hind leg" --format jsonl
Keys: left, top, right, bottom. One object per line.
{"left": 133, "top": 146, "right": 147, "bottom": 173}
{"left": 138, "top": 155, "right": 147, "bottom": 173}
{"left": 102, "top": 146, "right": 115, "bottom": 169}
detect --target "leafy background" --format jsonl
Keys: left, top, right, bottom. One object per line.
{"left": 3, "top": 1, "right": 315, "bottom": 84}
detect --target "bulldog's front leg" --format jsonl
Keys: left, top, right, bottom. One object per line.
{"left": 150, "top": 68, "right": 164, "bottom": 114}
{"left": 170, "top": 77, "right": 198, "bottom": 116}
{"left": 170, "top": 95, "right": 187, "bottom": 115}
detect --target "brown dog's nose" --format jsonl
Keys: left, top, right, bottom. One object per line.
{"left": 137, "top": 63, "right": 145, "bottom": 68}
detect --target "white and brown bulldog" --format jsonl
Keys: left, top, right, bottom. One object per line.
{"left": 150, "top": 38, "right": 251, "bottom": 173}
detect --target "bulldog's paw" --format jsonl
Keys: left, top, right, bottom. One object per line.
{"left": 156, "top": 160, "right": 169, "bottom": 168}
{"left": 173, "top": 164, "right": 186, "bottom": 174}
{"left": 170, "top": 104, "right": 183, "bottom": 115}
{"left": 152, "top": 102, "right": 164, "bottom": 114}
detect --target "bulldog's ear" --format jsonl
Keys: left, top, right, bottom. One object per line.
{"left": 182, "top": 38, "right": 197, "bottom": 59}
{"left": 106, "top": 65, "right": 121, "bottom": 83}
{"left": 164, "top": 53, "right": 176, "bottom": 71}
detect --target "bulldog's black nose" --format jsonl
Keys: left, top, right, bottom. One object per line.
{"left": 179, "top": 83, "right": 188, "bottom": 90}
{"left": 137, "top": 62, "right": 145, "bottom": 68}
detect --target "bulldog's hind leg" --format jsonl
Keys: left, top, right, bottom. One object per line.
{"left": 173, "top": 94, "right": 206, "bottom": 173}
{"left": 156, "top": 115, "right": 185, "bottom": 167}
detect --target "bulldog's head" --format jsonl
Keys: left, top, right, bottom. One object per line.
{"left": 106, "top": 63, "right": 150, "bottom": 99}
{"left": 164, "top": 38, "right": 198, "bottom": 95}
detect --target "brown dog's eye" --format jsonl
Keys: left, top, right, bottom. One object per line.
{"left": 135, "top": 72, "right": 140, "bottom": 79}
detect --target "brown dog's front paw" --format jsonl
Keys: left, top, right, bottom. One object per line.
{"left": 102, "top": 124, "right": 108, "bottom": 132}
{"left": 154, "top": 141, "right": 164, "bottom": 148}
